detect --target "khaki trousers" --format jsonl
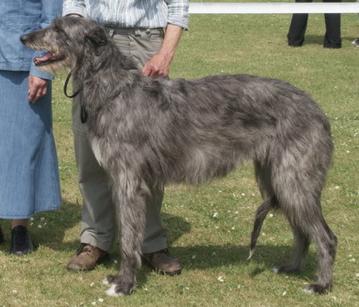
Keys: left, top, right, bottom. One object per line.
{"left": 72, "top": 28, "right": 167, "bottom": 253}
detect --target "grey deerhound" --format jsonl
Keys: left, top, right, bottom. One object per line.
{"left": 21, "top": 16, "right": 337, "bottom": 296}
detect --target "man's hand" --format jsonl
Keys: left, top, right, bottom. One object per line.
{"left": 142, "top": 24, "right": 183, "bottom": 78}
{"left": 28, "top": 75, "right": 48, "bottom": 103}
{"left": 142, "top": 52, "right": 172, "bottom": 77}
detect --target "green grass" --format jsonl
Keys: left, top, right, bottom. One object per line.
{"left": 1, "top": 9, "right": 359, "bottom": 307}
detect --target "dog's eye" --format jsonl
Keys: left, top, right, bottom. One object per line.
{"left": 52, "top": 26, "right": 68, "bottom": 38}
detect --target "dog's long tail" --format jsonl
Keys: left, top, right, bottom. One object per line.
{"left": 247, "top": 197, "right": 277, "bottom": 260}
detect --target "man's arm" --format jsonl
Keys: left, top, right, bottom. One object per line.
{"left": 142, "top": 0, "right": 189, "bottom": 77}
{"left": 142, "top": 24, "right": 183, "bottom": 77}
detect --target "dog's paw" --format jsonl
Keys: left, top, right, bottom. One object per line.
{"left": 304, "top": 283, "right": 330, "bottom": 295}
{"left": 104, "top": 275, "right": 135, "bottom": 297}
{"left": 105, "top": 283, "right": 135, "bottom": 297}
{"left": 106, "top": 284, "right": 126, "bottom": 297}
{"left": 103, "top": 274, "right": 117, "bottom": 286}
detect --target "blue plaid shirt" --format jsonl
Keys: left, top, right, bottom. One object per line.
{"left": 63, "top": 0, "right": 189, "bottom": 29}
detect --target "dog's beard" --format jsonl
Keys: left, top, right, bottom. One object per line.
{"left": 34, "top": 51, "right": 64, "bottom": 66}
{"left": 33, "top": 51, "right": 68, "bottom": 73}
{"left": 24, "top": 40, "right": 67, "bottom": 73}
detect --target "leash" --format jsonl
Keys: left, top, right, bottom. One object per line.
{"left": 64, "top": 71, "right": 82, "bottom": 98}
{"left": 63, "top": 71, "right": 88, "bottom": 123}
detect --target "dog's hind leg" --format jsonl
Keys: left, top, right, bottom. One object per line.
{"left": 272, "top": 158, "right": 337, "bottom": 294}
{"left": 280, "top": 201, "right": 336, "bottom": 294}
{"left": 274, "top": 223, "right": 310, "bottom": 274}
{"left": 248, "top": 198, "right": 274, "bottom": 259}
{"left": 105, "top": 174, "right": 149, "bottom": 296}
{"left": 305, "top": 213, "right": 337, "bottom": 294}
{"left": 248, "top": 162, "right": 279, "bottom": 259}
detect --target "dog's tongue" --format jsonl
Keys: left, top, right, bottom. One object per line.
{"left": 33, "top": 52, "right": 54, "bottom": 65}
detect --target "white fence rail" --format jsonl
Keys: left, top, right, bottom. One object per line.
{"left": 189, "top": 2, "right": 359, "bottom": 14}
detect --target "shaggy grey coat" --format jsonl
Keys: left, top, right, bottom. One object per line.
{"left": 21, "top": 16, "right": 337, "bottom": 296}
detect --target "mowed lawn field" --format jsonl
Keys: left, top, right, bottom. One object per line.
{"left": 0, "top": 6, "right": 358, "bottom": 307}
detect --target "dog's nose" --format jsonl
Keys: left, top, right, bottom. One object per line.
{"left": 20, "top": 34, "right": 29, "bottom": 44}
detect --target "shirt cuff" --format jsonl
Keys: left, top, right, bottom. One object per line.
{"left": 30, "top": 63, "right": 54, "bottom": 80}
{"left": 62, "top": 4, "right": 86, "bottom": 17}
{"left": 167, "top": 16, "right": 189, "bottom": 30}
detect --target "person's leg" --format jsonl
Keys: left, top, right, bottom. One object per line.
{"left": 110, "top": 28, "right": 181, "bottom": 274}
{"left": 287, "top": 0, "right": 311, "bottom": 46}
{"left": 352, "top": 1, "right": 359, "bottom": 47}
{"left": 323, "top": 0, "right": 341, "bottom": 48}
{"left": 10, "top": 219, "right": 33, "bottom": 255}
{"left": 11, "top": 220, "right": 27, "bottom": 228}
{"left": 0, "top": 225, "right": 3, "bottom": 244}
{"left": 0, "top": 71, "right": 60, "bottom": 256}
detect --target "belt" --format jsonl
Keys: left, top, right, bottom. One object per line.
{"left": 104, "top": 25, "right": 164, "bottom": 36}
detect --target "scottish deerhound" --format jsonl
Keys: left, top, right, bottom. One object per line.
{"left": 21, "top": 16, "right": 337, "bottom": 296}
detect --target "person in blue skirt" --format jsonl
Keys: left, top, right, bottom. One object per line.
{"left": 0, "top": 1, "right": 62, "bottom": 255}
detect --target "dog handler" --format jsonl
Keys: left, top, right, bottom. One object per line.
{"left": 0, "top": 1, "right": 62, "bottom": 254}
{"left": 63, "top": 0, "right": 189, "bottom": 274}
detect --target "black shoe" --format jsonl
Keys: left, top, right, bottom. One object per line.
{"left": 323, "top": 42, "right": 341, "bottom": 49}
{"left": 10, "top": 225, "right": 33, "bottom": 255}
{"left": 288, "top": 41, "right": 303, "bottom": 47}
{"left": 0, "top": 226, "right": 4, "bottom": 244}
{"left": 324, "top": 38, "right": 342, "bottom": 49}
{"left": 287, "top": 36, "right": 304, "bottom": 47}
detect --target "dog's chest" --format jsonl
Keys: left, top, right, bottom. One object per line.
{"left": 90, "top": 136, "right": 105, "bottom": 167}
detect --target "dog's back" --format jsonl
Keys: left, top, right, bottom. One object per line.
{"left": 111, "top": 74, "right": 332, "bottom": 186}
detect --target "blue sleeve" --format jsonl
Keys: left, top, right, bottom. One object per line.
{"left": 30, "top": 0, "right": 63, "bottom": 80}
{"left": 40, "top": 0, "right": 63, "bottom": 29}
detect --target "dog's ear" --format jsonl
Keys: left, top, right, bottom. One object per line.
{"left": 85, "top": 27, "right": 108, "bottom": 53}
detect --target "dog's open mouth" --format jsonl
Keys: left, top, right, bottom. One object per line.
{"left": 33, "top": 51, "right": 65, "bottom": 66}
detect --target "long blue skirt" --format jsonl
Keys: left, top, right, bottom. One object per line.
{"left": 0, "top": 71, "right": 61, "bottom": 218}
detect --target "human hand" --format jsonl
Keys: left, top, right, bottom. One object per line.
{"left": 142, "top": 52, "right": 172, "bottom": 77}
{"left": 28, "top": 75, "right": 48, "bottom": 103}
{"left": 142, "top": 24, "right": 183, "bottom": 78}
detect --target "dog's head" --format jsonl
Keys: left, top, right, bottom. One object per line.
{"left": 21, "top": 16, "right": 109, "bottom": 72}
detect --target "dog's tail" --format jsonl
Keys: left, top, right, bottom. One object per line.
{"left": 247, "top": 197, "right": 277, "bottom": 260}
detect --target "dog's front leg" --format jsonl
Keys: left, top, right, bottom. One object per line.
{"left": 104, "top": 176, "right": 148, "bottom": 296}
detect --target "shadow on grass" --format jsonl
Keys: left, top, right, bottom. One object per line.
{"left": 29, "top": 200, "right": 81, "bottom": 252}
{"left": 99, "top": 242, "right": 317, "bottom": 286}
{"left": 0, "top": 200, "right": 80, "bottom": 253}
{"left": 96, "top": 244, "right": 317, "bottom": 289}
{"left": 29, "top": 199, "right": 192, "bottom": 254}
{"left": 2, "top": 199, "right": 316, "bottom": 285}
{"left": 170, "top": 244, "right": 317, "bottom": 280}
{"left": 298, "top": 34, "right": 354, "bottom": 47}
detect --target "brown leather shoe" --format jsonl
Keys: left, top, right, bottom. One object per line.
{"left": 67, "top": 244, "right": 108, "bottom": 271}
{"left": 142, "top": 249, "right": 182, "bottom": 276}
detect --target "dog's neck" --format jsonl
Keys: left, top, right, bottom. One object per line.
{"left": 72, "top": 42, "right": 141, "bottom": 115}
